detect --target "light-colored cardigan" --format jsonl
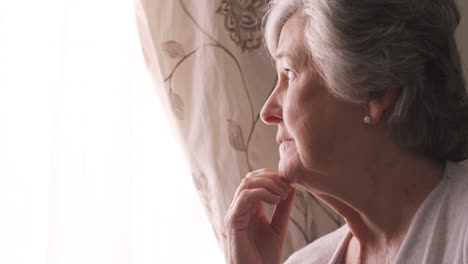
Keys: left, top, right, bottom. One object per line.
{"left": 285, "top": 161, "right": 468, "bottom": 264}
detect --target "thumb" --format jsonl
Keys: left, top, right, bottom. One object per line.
{"left": 270, "top": 186, "right": 296, "bottom": 239}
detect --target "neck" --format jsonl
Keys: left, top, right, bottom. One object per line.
{"left": 303, "top": 150, "right": 444, "bottom": 254}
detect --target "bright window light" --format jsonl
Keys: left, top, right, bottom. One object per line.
{"left": 0, "top": 0, "right": 225, "bottom": 263}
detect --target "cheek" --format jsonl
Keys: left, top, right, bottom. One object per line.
{"left": 283, "top": 103, "right": 317, "bottom": 164}
{"left": 283, "top": 92, "right": 311, "bottom": 131}
{"left": 284, "top": 94, "right": 317, "bottom": 144}
{"left": 284, "top": 95, "right": 335, "bottom": 169}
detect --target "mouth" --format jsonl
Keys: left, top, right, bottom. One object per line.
{"left": 277, "top": 138, "right": 293, "bottom": 145}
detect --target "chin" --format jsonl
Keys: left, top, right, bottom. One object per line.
{"left": 278, "top": 152, "right": 303, "bottom": 185}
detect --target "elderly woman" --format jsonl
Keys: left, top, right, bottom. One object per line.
{"left": 224, "top": 0, "right": 468, "bottom": 263}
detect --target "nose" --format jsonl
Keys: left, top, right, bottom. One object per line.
{"left": 260, "top": 86, "right": 283, "bottom": 125}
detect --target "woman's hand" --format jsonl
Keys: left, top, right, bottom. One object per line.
{"left": 224, "top": 168, "right": 296, "bottom": 264}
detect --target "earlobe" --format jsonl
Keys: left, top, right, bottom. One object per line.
{"left": 367, "top": 89, "right": 400, "bottom": 124}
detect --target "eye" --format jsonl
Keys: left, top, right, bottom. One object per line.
{"left": 285, "top": 69, "right": 296, "bottom": 84}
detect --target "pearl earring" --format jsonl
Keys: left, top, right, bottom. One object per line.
{"left": 364, "top": 116, "right": 372, "bottom": 124}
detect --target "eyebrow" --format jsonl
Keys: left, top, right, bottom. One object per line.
{"left": 274, "top": 52, "right": 291, "bottom": 60}
{"left": 275, "top": 50, "right": 303, "bottom": 66}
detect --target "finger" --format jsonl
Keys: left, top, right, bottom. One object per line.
{"left": 231, "top": 188, "right": 281, "bottom": 218}
{"left": 228, "top": 170, "right": 291, "bottom": 212}
{"left": 271, "top": 186, "right": 296, "bottom": 239}
{"left": 233, "top": 171, "right": 291, "bottom": 200}
{"left": 246, "top": 169, "right": 291, "bottom": 190}
{"left": 233, "top": 176, "right": 289, "bottom": 204}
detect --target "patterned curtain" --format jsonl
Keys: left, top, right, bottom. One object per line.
{"left": 135, "top": 0, "right": 468, "bottom": 262}
{"left": 136, "top": 0, "right": 352, "bottom": 259}
{"left": 135, "top": 1, "right": 344, "bottom": 262}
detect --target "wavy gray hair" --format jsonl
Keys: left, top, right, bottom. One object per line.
{"left": 263, "top": 0, "right": 468, "bottom": 162}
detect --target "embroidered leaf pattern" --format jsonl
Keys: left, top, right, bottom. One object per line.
{"left": 192, "top": 170, "right": 222, "bottom": 242}
{"left": 154, "top": 0, "right": 339, "bottom": 253}
{"left": 295, "top": 188, "right": 310, "bottom": 236}
{"left": 162, "top": 41, "right": 186, "bottom": 58}
{"left": 169, "top": 88, "right": 184, "bottom": 120}
{"left": 294, "top": 188, "right": 308, "bottom": 216}
{"left": 191, "top": 171, "right": 212, "bottom": 216}
{"left": 227, "top": 119, "right": 247, "bottom": 152}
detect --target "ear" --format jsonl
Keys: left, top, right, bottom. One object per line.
{"left": 368, "top": 89, "right": 400, "bottom": 124}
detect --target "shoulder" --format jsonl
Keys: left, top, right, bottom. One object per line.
{"left": 444, "top": 161, "right": 468, "bottom": 204}
{"left": 284, "top": 225, "right": 349, "bottom": 264}
{"left": 433, "top": 161, "right": 468, "bottom": 259}
{"left": 447, "top": 161, "right": 468, "bottom": 227}
{"left": 446, "top": 161, "right": 468, "bottom": 185}
{"left": 444, "top": 162, "right": 468, "bottom": 263}
{"left": 395, "top": 161, "right": 468, "bottom": 263}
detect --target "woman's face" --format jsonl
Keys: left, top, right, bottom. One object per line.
{"left": 261, "top": 14, "right": 367, "bottom": 188}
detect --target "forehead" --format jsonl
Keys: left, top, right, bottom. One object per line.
{"left": 275, "top": 13, "right": 308, "bottom": 63}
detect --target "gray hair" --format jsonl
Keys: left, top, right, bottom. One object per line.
{"left": 263, "top": 0, "right": 468, "bottom": 162}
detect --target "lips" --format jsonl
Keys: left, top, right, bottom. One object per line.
{"left": 277, "top": 138, "right": 293, "bottom": 144}
{"left": 277, "top": 128, "right": 293, "bottom": 144}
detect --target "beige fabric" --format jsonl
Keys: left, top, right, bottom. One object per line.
{"left": 135, "top": 0, "right": 343, "bottom": 262}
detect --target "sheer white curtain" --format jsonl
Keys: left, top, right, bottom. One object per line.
{"left": 0, "top": 0, "right": 224, "bottom": 263}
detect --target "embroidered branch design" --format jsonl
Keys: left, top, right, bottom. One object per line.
{"left": 158, "top": 0, "right": 343, "bottom": 246}
{"left": 216, "top": 0, "right": 267, "bottom": 53}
